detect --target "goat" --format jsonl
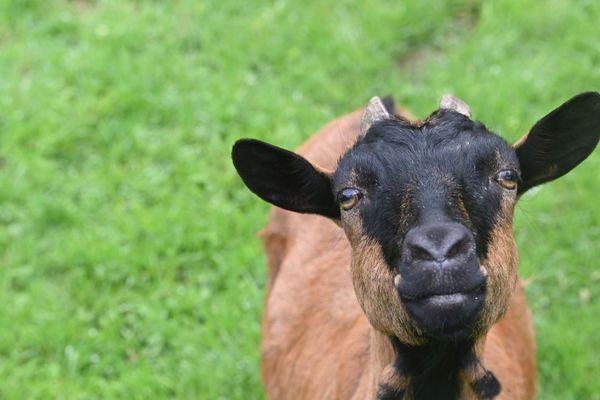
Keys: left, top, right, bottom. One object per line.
{"left": 231, "top": 92, "right": 600, "bottom": 400}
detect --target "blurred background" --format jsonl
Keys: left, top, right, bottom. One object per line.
{"left": 0, "top": 0, "right": 598, "bottom": 398}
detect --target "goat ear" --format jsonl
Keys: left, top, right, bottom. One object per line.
{"left": 513, "top": 92, "right": 600, "bottom": 195}
{"left": 232, "top": 139, "right": 340, "bottom": 219}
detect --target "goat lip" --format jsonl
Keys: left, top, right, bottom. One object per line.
{"left": 422, "top": 292, "right": 469, "bottom": 307}
{"left": 398, "top": 281, "right": 486, "bottom": 303}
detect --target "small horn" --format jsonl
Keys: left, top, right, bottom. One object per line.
{"left": 360, "top": 96, "right": 391, "bottom": 136}
{"left": 440, "top": 94, "right": 472, "bottom": 118}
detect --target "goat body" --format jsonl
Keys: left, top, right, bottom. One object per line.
{"left": 233, "top": 93, "right": 599, "bottom": 399}
{"left": 259, "top": 108, "right": 535, "bottom": 399}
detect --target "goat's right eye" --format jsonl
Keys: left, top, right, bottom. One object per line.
{"left": 338, "top": 188, "right": 362, "bottom": 211}
{"left": 494, "top": 169, "right": 519, "bottom": 190}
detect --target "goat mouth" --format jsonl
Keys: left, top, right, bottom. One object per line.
{"left": 395, "top": 266, "right": 487, "bottom": 301}
{"left": 400, "top": 283, "right": 486, "bottom": 340}
{"left": 423, "top": 292, "right": 473, "bottom": 306}
{"left": 398, "top": 281, "right": 486, "bottom": 303}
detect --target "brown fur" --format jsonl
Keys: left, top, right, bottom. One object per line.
{"left": 351, "top": 236, "right": 425, "bottom": 345}
{"left": 259, "top": 105, "right": 536, "bottom": 399}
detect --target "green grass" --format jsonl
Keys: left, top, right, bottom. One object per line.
{"left": 0, "top": 0, "right": 598, "bottom": 398}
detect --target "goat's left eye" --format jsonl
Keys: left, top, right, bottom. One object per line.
{"left": 494, "top": 169, "right": 518, "bottom": 190}
{"left": 338, "top": 188, "right": 362, "bottom": 210}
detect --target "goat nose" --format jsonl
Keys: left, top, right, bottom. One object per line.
{"left": 403, "top": 223, "right": 474, "bottom": 263}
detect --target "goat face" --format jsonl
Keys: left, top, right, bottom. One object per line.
{"left": 232, "top": 92, "right": 599, "bottom": 345}
{"left": 335, "top": 108, "right": 520, "bottom": 343}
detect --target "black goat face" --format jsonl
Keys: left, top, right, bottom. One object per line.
{"left": 334, "top": 110, "right": 520, "bottom": 340}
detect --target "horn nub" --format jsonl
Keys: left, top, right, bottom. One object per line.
{"left": 440, "top": 94, "right": 472, "bottom": 118}
{"left": 360, "top": 96, "right": 391, "bottom": 137}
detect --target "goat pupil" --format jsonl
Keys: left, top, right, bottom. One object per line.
{"left": 500, "top": 170, "right": 514, "bottom": 180}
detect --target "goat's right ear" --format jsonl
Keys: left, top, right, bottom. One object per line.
{"left": 232, "top": 139, "right": 340, "bottom": 219}
{"left": 513, "top": 92, "right": 600, "bottom": 195}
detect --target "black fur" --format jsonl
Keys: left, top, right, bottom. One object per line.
{"left": 382, "top": 95, "right": 396, "bottom": 115}
{"left": 515, "top": 92, "right": 600, "bottom": 194}
{"left": 378, "top": 338, "right": 501, "bottom": 400}
{"left": 333, "top": 112, "right": 514, "bottom": 338}
{"left": 334, "top": 111, "right": 515, "bottom": 265}
{"left": 391, "top": 338, "right": 474, "bottom": 400}
{"left": 471, "top": 371, "right": 501, "bottom": 399}
{"left": 231, "top": 139, "right": 340, "bottom": 218}
{"left": 376, "top": 384, "right": 405, "bottom": 400}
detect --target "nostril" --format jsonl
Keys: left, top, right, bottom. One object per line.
{"left": 447, "top": 237, "right": 470, "bottom": 259}
{"left": 410, "top": 244, "right": 436, "bottom": 262}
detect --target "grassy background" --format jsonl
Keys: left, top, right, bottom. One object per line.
{"left": 0, "top": 0, "right": 598, "bottom": 398}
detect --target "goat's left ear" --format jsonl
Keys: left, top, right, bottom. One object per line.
{"left": 513, "top": 92, "right": 600, "bottom": 195}
{"left": 232, "top": 139, "right": 340, "bottom": 219}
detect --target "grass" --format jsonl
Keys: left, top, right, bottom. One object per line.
{"left": 0, "top": 0, "right": 598, "bottom": 398}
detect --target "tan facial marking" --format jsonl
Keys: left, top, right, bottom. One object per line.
{"left": 477, "top": 191, "right": 518, "bottom": 333}
{"left": 456, "top": 190, "right": 471, "bottom": 226}
{"left": 346, "top": 222, "right": 425, "bottom": 345}
{"left": 398, "top": 184, "right": 413, "bottom": 231}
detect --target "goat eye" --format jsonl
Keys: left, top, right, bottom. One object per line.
{"left": 494, "top": 170, "right": 518, "bottom": 190}
{"left": 338, "top": 188, "right": 362, "bottom": 210}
